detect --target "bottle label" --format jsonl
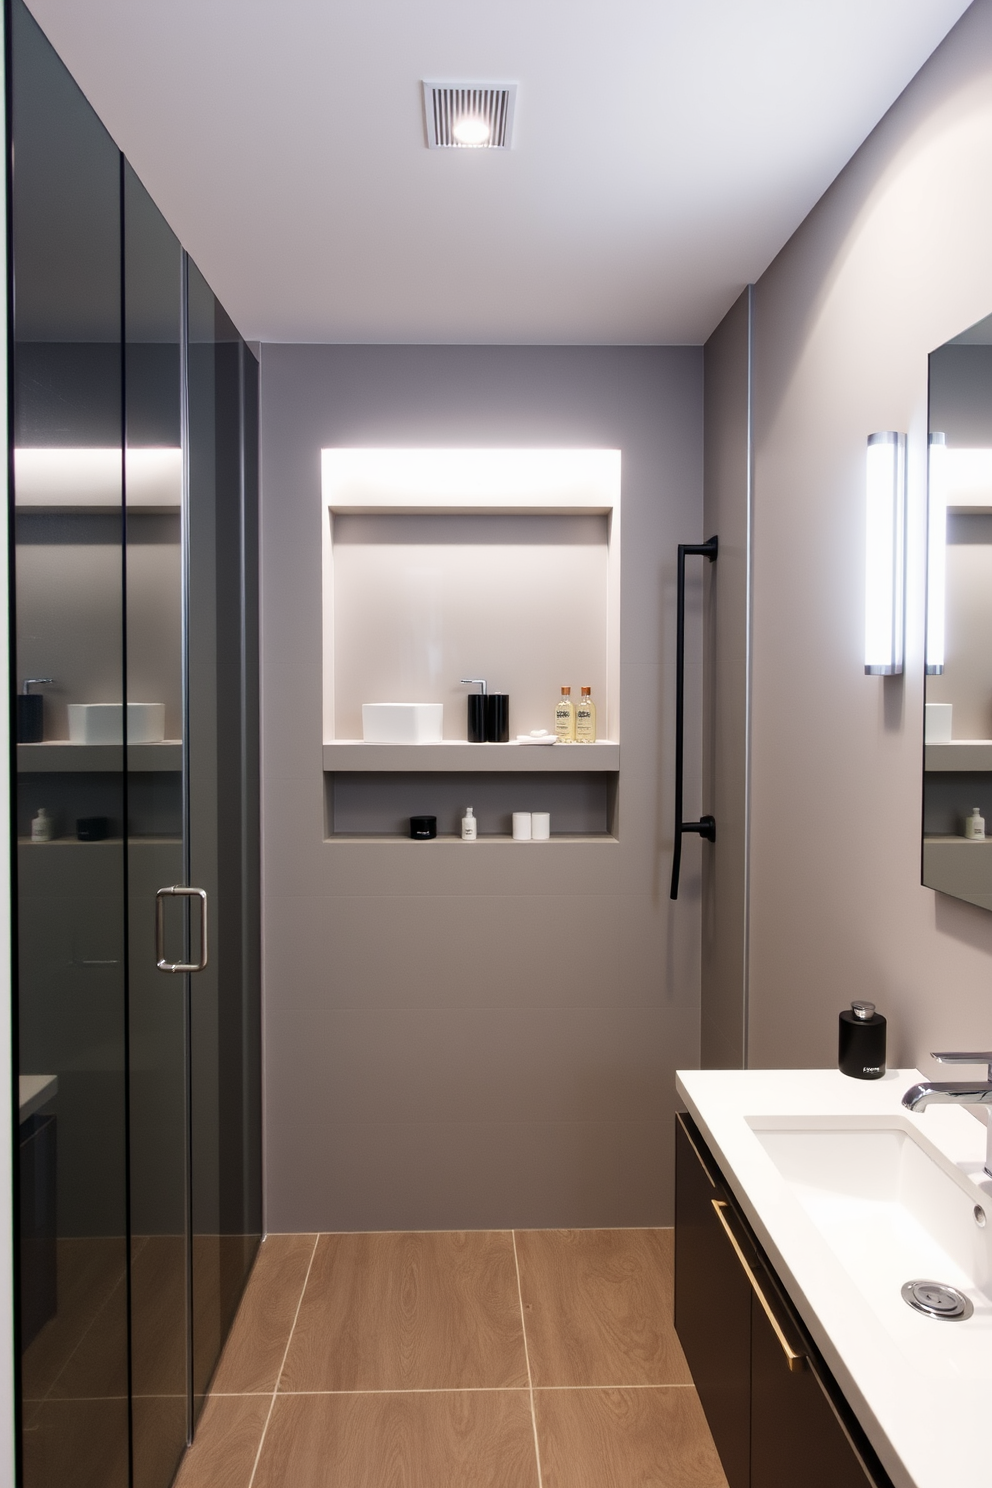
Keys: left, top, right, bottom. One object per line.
{"left": 575, "top": 703, "right": 596, "bottom": 741}
{"left": 555, "top": 703, "right": 575, "bottom": 740}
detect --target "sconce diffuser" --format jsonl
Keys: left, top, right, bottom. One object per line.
{"left": 925, "top": 431, "right": 946, "bottom": 675}
{"left": 864, "top": 431, "right": 907, "bottom": 676}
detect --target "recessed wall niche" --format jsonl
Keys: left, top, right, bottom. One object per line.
{"left": 321, "top": 448, "right": 621, "bottom": 838}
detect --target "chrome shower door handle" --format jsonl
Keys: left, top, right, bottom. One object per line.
{"left": 155, "top": 885, "right": 208, "bottom": 973}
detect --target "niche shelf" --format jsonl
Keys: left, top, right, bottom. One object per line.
{"left": 329, "top": 834, "right": 619, "bottom": 846}
{"left": 322, "top": 740, "right": 619, "bottom": 772}
{"left": 321, "top": 448, "right": 622, "bottom": 839}
{"left": 925, "top": 741, "right": 992, "bottom": 771}
{"left": 17, "top": 742, "right": 182, "bottom": 773}
{"left": 923, "top": 835, "right": 992, "bottom": 911}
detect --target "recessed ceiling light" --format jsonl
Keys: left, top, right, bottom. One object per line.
{"left": 422, "top": 82, "right": 517, "bottom": 150}
{"left": 452, "top": 116, "right": 491, "bottom": 147}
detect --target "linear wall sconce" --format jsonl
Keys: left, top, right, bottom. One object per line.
{"left": 864, "top": 431, "right": 907, "bottom": 676}
{"left": 925, "top": 431, "right": 946, "bottom": 675}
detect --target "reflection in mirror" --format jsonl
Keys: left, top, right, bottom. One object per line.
{"left": 923, "top": 311, "right": 992, "bottom": 912}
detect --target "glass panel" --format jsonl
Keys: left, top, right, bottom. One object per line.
{"left": 185, "top": 261, "right": 260, "bottom": 1418}
{"left": 123, "top": 162, "right": 187, "bottom": 1487}
{"left": 923, "top": 313, "right": 992, "bottom": 912}
{"left": 10, "top": 3, "right": 128, "bottom": 1484}
{"left": 241, "top": 348, "right": 263, "bottom": 1245}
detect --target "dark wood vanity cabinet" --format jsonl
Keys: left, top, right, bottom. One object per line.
{"left": 675, "top": 1114, "right": 893, "bottom": 1488}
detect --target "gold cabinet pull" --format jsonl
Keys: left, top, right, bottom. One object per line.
{"left": 711, "top": 1199, "right": 806, "bottom": 1373}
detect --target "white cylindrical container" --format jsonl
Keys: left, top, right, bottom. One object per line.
{"left": 512, "top": 812, "right": 532, "bottom": 841}
{"left": 531, "top": 812, "right": 550, "bottom": 840}
{"left": 461, "top": 806, "right": 477, "bottom": 841}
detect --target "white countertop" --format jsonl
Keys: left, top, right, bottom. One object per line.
{"left": 677, "top": 1067, "right": 990, "bottom": 1488}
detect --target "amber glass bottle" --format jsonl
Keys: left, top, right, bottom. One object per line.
{"left": 554, "top": 686, "right": 576, "bottom": 741}
{"left": 575, "top": 686, "right": 597, "bottom": 742}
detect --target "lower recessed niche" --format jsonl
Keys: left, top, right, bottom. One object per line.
{"left": 326, "top": 770, "right": 617, "bottom": 838}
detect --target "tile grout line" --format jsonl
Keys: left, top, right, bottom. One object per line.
{"left": 199, "top": 1382, "right": 696, "bottom": 1399}
{"left": 511, "top": 1231, "right": 544, "bottom": 1488}
{"left": 246, "top": 1232, "right": 320, "bottom": 1488}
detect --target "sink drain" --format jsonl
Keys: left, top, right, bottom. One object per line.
{"left": 901, "top": 1280, "right": 973, "bottom": 1321}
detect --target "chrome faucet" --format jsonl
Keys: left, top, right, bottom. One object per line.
{"left": 903, "top": 1053, "right": 992, "bottom": 1177}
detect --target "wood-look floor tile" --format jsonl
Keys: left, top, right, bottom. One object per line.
{"left": 21, "top": 1397, "right": 130, "bottom": 1488}
{"left": 48, "top": 1268, "right": 130, "bottom": 1401}
{"left": 279, "top": 1231, "right": 528, "bottom": 1392}
{"left": 515, "top": 1228, "right": 691, "bottom": 1387}
{"left": 172, "top": 1392, "right": 271, "bottom": 1488}
{"left": 535, "top": 1387, "right": 728, "bottom": 1488}
{"left": 131, "top": 1393, "right": 188, "bottom": 1488}
{"left": 130, "top": 1236, "right": 187, "bottom": 1397}
{"left": 211, "top": 1234, "right": 316, "bottom": 1394}
{"left": 22, "top": 1237, "right": 131, "bottom": 1401}
{"left": 254, "top": 1389, "right": 539, "bottom": 1488}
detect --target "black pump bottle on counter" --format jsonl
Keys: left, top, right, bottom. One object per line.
{"left": 838, "top": 1001, "right": 886, "bottom": 1080}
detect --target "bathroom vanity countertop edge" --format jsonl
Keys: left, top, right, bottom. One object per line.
{"left": 676, "top": 1066, "right": 989, "bottom": 1488}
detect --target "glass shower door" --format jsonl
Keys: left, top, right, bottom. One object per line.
{"left": 11, "top": 4, "right": 128, "bottom": 1484}
{"left": 10, "top": 9, "right": 261, "bottom": 1479}
{"left": 185, "top": 261, "right": 261, "bottom": 1424}
{"left": 123, "top": 163, "right": 188, "bottom": 1488}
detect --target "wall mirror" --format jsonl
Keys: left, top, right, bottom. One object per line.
{"left": 923, "top": 310, "right": 992, "bottom": 912}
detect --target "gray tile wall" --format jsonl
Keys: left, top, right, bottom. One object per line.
{"left": 260, "top": 345, "right": 704, "bottom": 1230}
{"left": 701, "top": 290, "right": 751, "bottom": 1068}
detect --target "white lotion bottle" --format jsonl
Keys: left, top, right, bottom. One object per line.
{"left": 461, "top": 806, "right": 477, "bottom": 841}
{"left": 965, "top": 805, "right": 986, "bottom": 840}
{"left": 31, "top": 807, "right": 53, "bottom": 843}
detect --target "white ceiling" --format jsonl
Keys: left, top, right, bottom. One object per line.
{"left": 24, "top": 0, "right": 972, "bottom": 345}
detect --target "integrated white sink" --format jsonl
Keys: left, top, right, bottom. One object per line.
{"left": 749, "top": 1117, "right": 992, "bottom": 1335}
{"left": 679, "top": 1069, "right": 992, "bottom": 1488}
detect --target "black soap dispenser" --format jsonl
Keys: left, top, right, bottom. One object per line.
{"left": 838, "top": 1001, "right": 886, "bottom": 1080}
{"left": 460, "top": 678, "right": 488, "bottom": 743}
{"left": 17, "top": 677, "right": 53, "bottom": 743}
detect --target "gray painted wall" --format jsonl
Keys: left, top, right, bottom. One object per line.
{"left": 701, "top": 289, "right": 752, "bottom": 1069}
{"left": 746, "top": 0, "right": 992, "bottom": 1071}
{"left": 259, "top": 346, "right": 703, "bottom": 1231}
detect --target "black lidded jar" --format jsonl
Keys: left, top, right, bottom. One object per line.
{"left": 838, "top": 1001, "right": 886, "bottom": 1080}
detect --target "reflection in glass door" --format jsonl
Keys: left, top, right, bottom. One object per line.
{"left": 11, "top": 3, "right": 129, "bottom": 1483}
{"left": 10, "top": 4, "right": 261, "bottom": 1485}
